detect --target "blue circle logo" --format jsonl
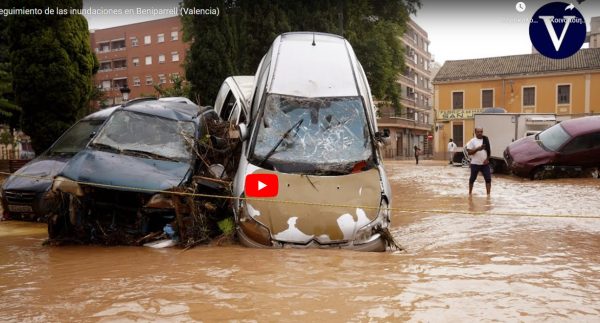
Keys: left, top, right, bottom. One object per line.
{"left": 529, "top": 2, "right": 586, "bottom": 59}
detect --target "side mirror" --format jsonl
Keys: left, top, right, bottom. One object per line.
{"left": 230, "top": 123, "right": 249, "bottom": 142}
{"left": 374, "top": 130, "right": 391, "bottom": 146}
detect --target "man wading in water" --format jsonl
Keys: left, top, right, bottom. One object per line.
{"left": 466, "top": 127, "right": 491, "bottom": 195}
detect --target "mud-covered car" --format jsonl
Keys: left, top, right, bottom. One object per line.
{"left": 1, "top": 107, "right": 117, "bottom": 221}
{"left": 48, "top": 100, "right": 218, "bottom": 244}
{"left": 504, "top": 116, "right": 600, "bottom": 179}
{"left": 214, "top": 33, "right": 393, "bottom": 251}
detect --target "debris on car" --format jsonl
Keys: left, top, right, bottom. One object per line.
{"left": 46, "top": 100, "right": 243, "bottom": 247}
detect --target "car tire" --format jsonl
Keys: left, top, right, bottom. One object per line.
{"left": 530, "top": 166, "right": 550, "bottom": 180}
{"left": 47, "top": 213, "right": 71, "bottom": 239}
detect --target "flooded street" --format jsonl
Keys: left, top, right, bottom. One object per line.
{"left": 1, "top": 160, "right": 600, "bottom": 322}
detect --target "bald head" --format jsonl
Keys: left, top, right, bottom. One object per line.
{"left": 474, "top": 128, "right": 484, "bottom": 139}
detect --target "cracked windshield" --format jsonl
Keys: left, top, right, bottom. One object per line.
{"left": 253, "top": 95, "right": 372, "bottom": 173}
{"left": 93, "top": 110, "right": 195, "bottom": 162}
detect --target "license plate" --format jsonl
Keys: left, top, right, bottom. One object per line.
{"left": 8, "top": 204, "right": 33, "bottom": 213}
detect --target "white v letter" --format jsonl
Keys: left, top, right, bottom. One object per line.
{"left": 539, "top": 16, "right": 576, "bottom": 51}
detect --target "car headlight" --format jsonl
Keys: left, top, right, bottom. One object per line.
{"left": 51, "top": 176, "right": 84, "bottom": 197}
{"left": 354, "top": 199, "right": 390, "bottom": 244}
{"left": 144, "top": 193, "right": 175, "bottom": 209}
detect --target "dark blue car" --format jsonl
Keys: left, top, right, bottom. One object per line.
{"left": 48, "top": 100, "right": 217, "bottom": 243}
{"left": 1, "top": 106, "right": 117, "bottom": 221}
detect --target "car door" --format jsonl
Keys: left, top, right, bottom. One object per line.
{"left": 557, "top": 132, "right": 600, "bottom": 167}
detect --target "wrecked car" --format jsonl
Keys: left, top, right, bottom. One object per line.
{"left": 48, "top": 100, "right": 223, "bottom": 245}
{"left": 215, "top": 32, "right": 393, "bottom": 251}
{"left": 504, "top": 116, "right": 600, "bottom": 179}
{"left": 1, "top": 106, "right": 117, "bottom": 221}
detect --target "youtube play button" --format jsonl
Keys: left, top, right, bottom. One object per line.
{"left": 245, "top": 174, "right": 279, "bottom": 197}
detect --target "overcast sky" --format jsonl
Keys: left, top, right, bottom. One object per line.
{"left": 83, "top": 0, "right": 600, "bottom": 64}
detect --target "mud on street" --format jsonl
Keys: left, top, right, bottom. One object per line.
{"left": 1, "top": 160, "right": 600, "bottom": 322}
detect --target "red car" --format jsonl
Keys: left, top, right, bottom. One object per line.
{"left": 504, "top": 116, "right": 600, "bottom": 179}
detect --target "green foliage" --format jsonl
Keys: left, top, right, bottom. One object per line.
{"left": 182, "top": 0, "right": 420, "bottom": 108}
{"left": 153, "top": 74, "right": 192, "bottom": 99}
{"left": 217, "top": 217, "right": 235, "bottom": 236}
{"left": 7, "top": 0, "right": 97, "bottom": 153}
{"left": 0, "top": 12, "right": 21, "bottom": 125}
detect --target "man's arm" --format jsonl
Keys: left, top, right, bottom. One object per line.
{"left": 466, "top": 140, "right": 483, "bottom": 155}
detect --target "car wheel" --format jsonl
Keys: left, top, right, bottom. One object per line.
{"left": 48, "top": 212, "right": 71, "bottom": 239}
{"left": 530, "top": 166, "right": 550, "bottom": 180}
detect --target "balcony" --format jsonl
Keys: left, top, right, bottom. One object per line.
{"left": 377, "top": 112, "right": 431, "bottom": 131}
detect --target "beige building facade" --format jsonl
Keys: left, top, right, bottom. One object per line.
{"left": 377, "top": 19, "right": 434, "bottom": 159}
{"left": 432, "top": 48, "right": 600, "bottom": 159}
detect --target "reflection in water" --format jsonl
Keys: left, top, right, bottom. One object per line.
{"left": 1, "top": 160, "right": 600, "bottom": 322}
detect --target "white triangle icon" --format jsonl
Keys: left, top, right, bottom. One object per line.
{"left": 258, "top": 181, "right": 267, "bottom": 191}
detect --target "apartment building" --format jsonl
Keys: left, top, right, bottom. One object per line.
{"left": 432, "top": 48, "right": 600, "bottom": 159}
{"left": 378, "top": 19, "right": 434, "bottom": 159}
{"left": 89, "top": 16, "right": 186, "bottom": 105}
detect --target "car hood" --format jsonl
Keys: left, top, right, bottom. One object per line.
{"left": 2, "top": 155, "right": 70, "bottom": 192}
{"left": 59, "top": 149, "right": 191, "bottom": 193}
{"left": 244, "top": 165, "right": 382, "bottom": 245}
{"left": 507, "top": 136, "right": 556, "bottom": 164}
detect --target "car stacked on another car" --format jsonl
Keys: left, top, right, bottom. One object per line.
{"left": 48, "top": 99, "right": 220, "bottom": 244}
{"left": 504, "top": 116, "right": 600, "bottom": 179}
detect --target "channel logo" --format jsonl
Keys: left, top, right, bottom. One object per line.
{"left": 245, "top": 174, "right": 278, "bottom": 197}
{"left": 529, "top": 2, "right": 586, "bottom": 59}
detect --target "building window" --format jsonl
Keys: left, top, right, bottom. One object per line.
{"left": 101, "top": 80, "right": 111, "bottom": 90}
{"left": 158, "top": 74, "right": 166, "bottom": 84}
{"left": 481, "top": 89, "right": 494, "bottom": 108}
{"left": 158, "top": 54, "right": 165, "bottom": 64}
{"left": 145, "top": 75, "right": 153, "bottom": 85}
{"left": 145, "top": 56, "right": 152, "bottom": 65}
{"left": 157, "top": 33, "right": 164, "bottom": 43}
{"left": 171, "top": 51, "right": 179, "bottom": 62}
{"left": 130, "top": 37, "right": 138, "bottom": 47}
{"left": 171, "top": 31, "right": 178, "bottom": 41}
{"left": 132, "top": 57, "right": 139, "bottom": 67}
{"left": 523, "top": 87, "right": 535, "bottom": 106}
{"left": 144, "top": 35, "right": 151, "bottom": 45}
{"left": 557, "top": 85, "right": 570, "bottom": 104}
{"left": 133, "top": 77, "right": 140, "bottom": 87}
{"left": 452, "top": 91, "right": 464, "bottom": 109}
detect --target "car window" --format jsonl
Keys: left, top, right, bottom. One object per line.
{"left": 49, "top": 119, "right": 105, "bottom": 154}
{"left": 92, "top": 110, "right": 196, "bottom": 162}
{"left": 538, "top": 123, "right": 571, "bottom": 151}
{"left": 561, "top": 132, "right": 600, "bottom": 154}
{"left": 251, "top": 94, "right": 372, "bottom": 173}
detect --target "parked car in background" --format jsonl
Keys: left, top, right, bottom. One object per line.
{"left": 0, "top": 106, "right": 117, "bottom": 221}
{"left": 48, "top": 100, "right": 218, "bottom": 243}
{"left": 504, "top": 116, "right": 600, "bottom": 179}
{"left": 214, "top": 32, "right": 392, "bottom": 251}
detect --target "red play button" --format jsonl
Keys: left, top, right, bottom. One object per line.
{"left": 245, "top": 174, "right": 278, "bottom": 197}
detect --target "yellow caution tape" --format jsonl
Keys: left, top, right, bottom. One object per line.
{"left": 1, "top": 171, "right": 599, "bottom": 220}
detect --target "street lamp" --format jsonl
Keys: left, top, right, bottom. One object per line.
{"left": 120, "top": 84, "right": 131, "bottom": 102}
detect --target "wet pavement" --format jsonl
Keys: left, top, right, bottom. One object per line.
{"left": 1, "top": 160, "right": 600, "bottom": 322}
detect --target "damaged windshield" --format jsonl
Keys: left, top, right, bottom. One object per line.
{"left": 91, "top": 110, "right": 195, "bottom": 162}
{"left": 251, "top": 94, "right": 373, "bottom": 173}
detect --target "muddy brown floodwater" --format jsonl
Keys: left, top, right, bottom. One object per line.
{"left": 1, "top": 160, "right": 600, "bottom": 322}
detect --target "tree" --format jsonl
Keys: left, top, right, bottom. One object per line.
{"left": 8, "top": 0, "right": 98, "bottom": 153}
{"left": 154, "top": 74, "right": 192, "bottom": 99}
{"left": 0, "top": 9, "right": 20, "bottom": 126}
{"left": 182, "top": 0, "right": 420, "bottom": 108}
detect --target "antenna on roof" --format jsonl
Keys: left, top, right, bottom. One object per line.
{"left": 312, "top": 32, "right": 316, "bottom": 46}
